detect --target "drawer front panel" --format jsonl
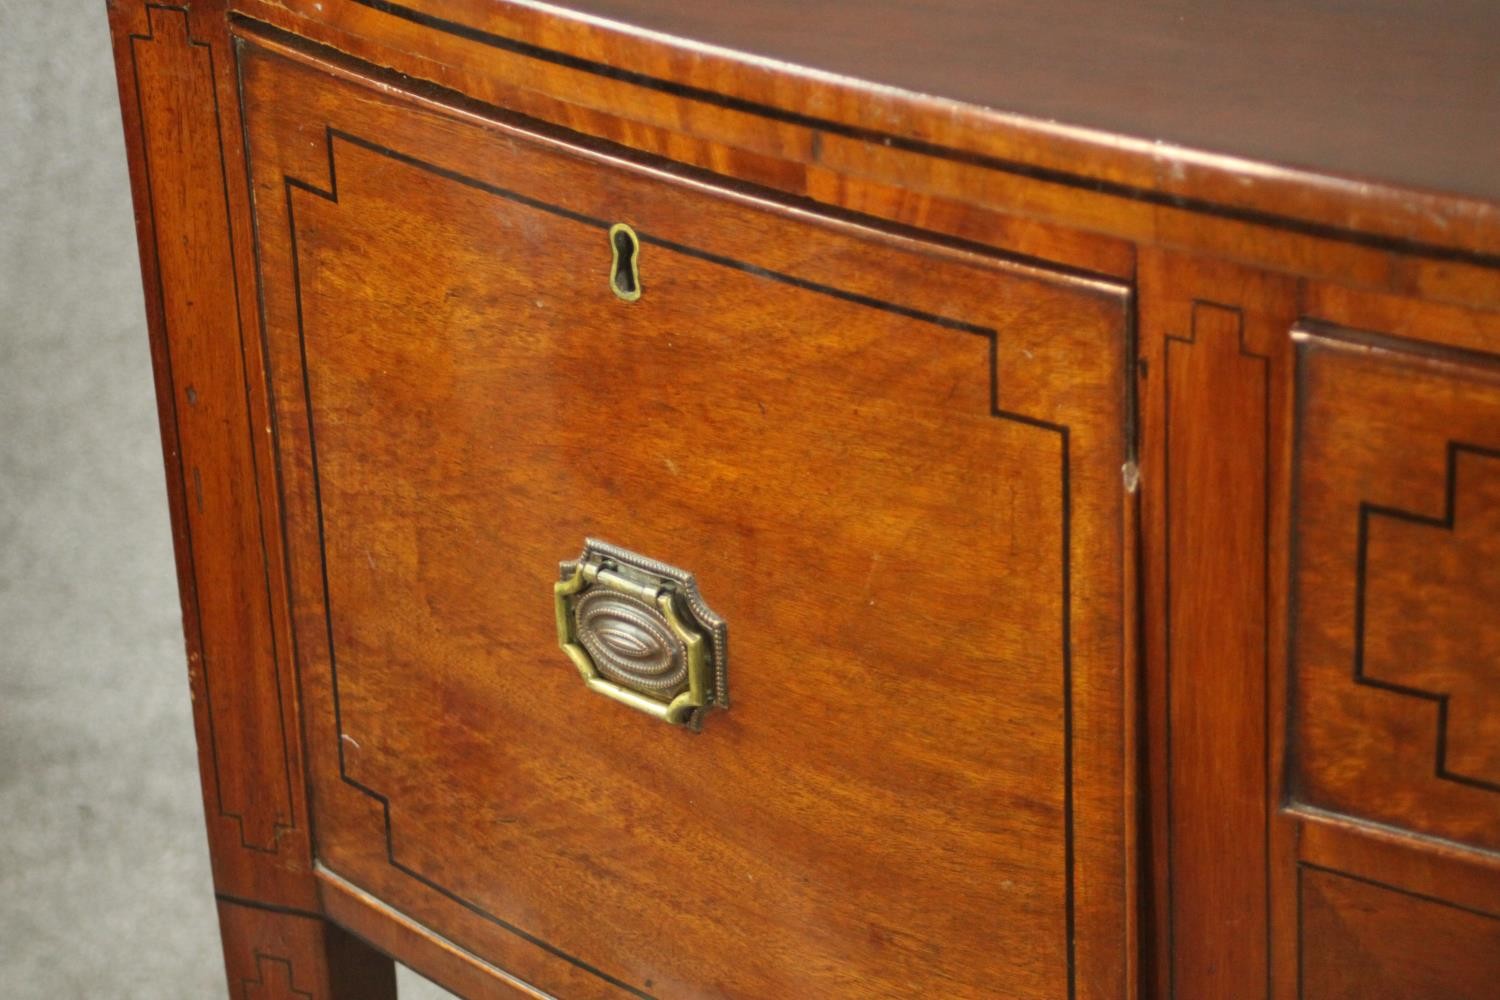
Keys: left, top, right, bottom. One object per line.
{"left": 239, "top": 36, "right": 1132, "bottom": 999}
{"left": 1291, "top": 324, "right": 1500, "bottom": 850}
{"left": 1299, "top": 865, "right": 1500, "bottom": 1000}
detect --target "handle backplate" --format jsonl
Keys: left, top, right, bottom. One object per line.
{"left": 555, "top": 539, "right": 727, "bottom": 730}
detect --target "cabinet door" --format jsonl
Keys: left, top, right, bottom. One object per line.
{"left": 239, "top": 33, "right": 1133, "bottom": 1000}
{"left": 1289, "top": 321, "right": 1500, "bottom": 999}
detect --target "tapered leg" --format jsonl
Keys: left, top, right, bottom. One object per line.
{"left": 104, "top": 3, "right": 392, "bottom": 994}
{"left": 218, "top": 899, "right": 396, "bottom": 1000}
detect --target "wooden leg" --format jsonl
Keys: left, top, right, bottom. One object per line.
{"left": 104, "top": 3, "right": 401, "bottom": 994}
{"left": 105, "top": 4, "right": 388, "bottom": 993}
{"left": 217, "top": 898, "right": 397, "bottom": 1000}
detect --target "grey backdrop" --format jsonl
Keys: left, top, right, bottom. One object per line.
{"left": 0, "top": 4, "right": 445, "bottom": 996}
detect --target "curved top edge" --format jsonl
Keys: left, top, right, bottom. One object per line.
{"left": 253, "top": 0, "right": 1500, "bottom": 263}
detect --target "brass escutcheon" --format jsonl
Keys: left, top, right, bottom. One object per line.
{"left": 608, "top": 222, "right": 642, "bottom": 302}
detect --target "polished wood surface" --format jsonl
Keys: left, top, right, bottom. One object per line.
{"left": 1298, "top": 865, "right": 1500, "bottom": 1000}
{"left": 239, "top": 35, "right": 1131, "bottom": 997}
{"left": 218, "top": 897, "right": 397, "bottom": 999}
{"left": 107, "top": 2, "right": 401, "bottom": 989}
{"left": 362, "top": 0, "right": 1500, "bottom": 205}
{"left": 105, "top": 0, "right": 321, "bottom": 910}
{"left": 103, "top": 0, "right": 1500, "bottom": 997}
{"left": 1137, "top": 252, "right": 1298, "bottom": 1000}
{"left": 241, "top": 0, "right": 1500, "bottom": 272}
{"left": 1290, "top": 326, "right": 1500, "bottom": 849}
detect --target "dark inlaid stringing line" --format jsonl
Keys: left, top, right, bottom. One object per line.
{"left": 1259, "top": 322, "right": 1273, "bottom": 994}
{"left": 349, "top": 0, "right": 1500, "bottom": 270}
{"left": 199, "top": 5, "right": 305, "bottom": 850}
{"left": 1161, "top": 331, "right": 1174, "bottom": 999}
{"left": 233, "top": 18, "right": 1124, "bottom": 289}
{"left": 215, "top": 891, "right": 325, "bottom": 922}
{"left": 1060, "top": 427, "right": 1076, "bottom": 1000}
{"left": 1125, "top": 287, "right": 1147, "bottom": 998}
{"left": 1298, "top": 861, "right": 1500, "bottom": 922}
{"left": 281, "top": 132, "right": 654, "bottom": 1000}
{"left": 1295, "top": 860, "right": 1500, "bottom": 1000}
{"left": 1200, "top": 302, "right": 1277, "bottom": 997}
{"left": 1161, "top": 302, "right": 1273, "bottom": 998}
{"left": 1352, "top": 440, "right": 1500, "bottom": 794}
{"left": 279, "top": 124, "right": 1079, "bottom": 997}
{"left": 244, "top": 951, "right": 315, "bottom": 1000}
{"left": 324, "top": 130, "right": 995, "bottom": 340}
{"left": 230, "top": 30, "right": 331, "bottom": 860}
{"left": 129, "top": 3, "right": 299, "bottom": 854}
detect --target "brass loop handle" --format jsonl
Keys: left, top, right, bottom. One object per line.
{"left": 555, "top": 539, "right": 726, "bottom": 730}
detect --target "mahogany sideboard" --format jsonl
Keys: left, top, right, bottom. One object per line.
{"left": 105, "top": 2, "right": 1500, "bottom": 997}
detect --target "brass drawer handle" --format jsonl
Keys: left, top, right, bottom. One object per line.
{"left": 555, "top": 539, "right": 727, "bottom": 730}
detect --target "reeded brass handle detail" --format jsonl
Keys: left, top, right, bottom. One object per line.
{"left": 555, "top": 539, "right": 727, "bottom": 730}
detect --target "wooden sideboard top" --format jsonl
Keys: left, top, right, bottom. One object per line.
{"left": 241, "top": 0, "right": 1500, "bottom": 264}
{"left": 533, "top": 0, "right": 1500, "bottom": 201}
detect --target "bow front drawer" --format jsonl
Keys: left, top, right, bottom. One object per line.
{"left": 237, "top": 33, "right": 1133, "bottom": 1000}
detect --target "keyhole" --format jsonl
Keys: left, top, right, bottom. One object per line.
{"left": 608, "top": 223, "right": 641, "bottom": 302}
{"left": 612, "top": 231, "right": 636, "bottom": 295}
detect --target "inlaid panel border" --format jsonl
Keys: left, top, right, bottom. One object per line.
{"left": 1289, "top": 322, "right": 1500, "bottom": 816}
{"left": 240, "top": 953, "right": 316, "bottom": 1000}
{"left": 1277, "top": 321, "right": 1500, "bottom": 999}
{"left": 1352, "top": 440, "right": 1500, "bottom": 793}
{"left": 1161, "top": 299, "right": 1272, "bottom": 998}
{"left": 1294, "top": 861, "right": 1500, "bottom": 999}
{"left": 334, "top": 0, "right": 1500, "bottom": 270}
{"left": 271, "top": 123, "right": 1084, "bottom": 998}
{"left": 126, "top": 2, "right": 300, "bottom": 855}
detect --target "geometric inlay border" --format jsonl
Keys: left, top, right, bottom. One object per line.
{"left": 348, "top": 0, "right": 1500, "bottom": 270}
{"left": 240, "top": 952, "right": 314, "bottom": 1000}
{"left": 1354, "top": 439, "right": 1500, "bottom": 794}
{"left": 277, "top": 125, "right": 1082, "bottom": 998}
{"left": 1162, "top": 299, "right": 1273, "bottom": 1000}
{"left": 130, "top": 3, "right": 297, "bottom": 853}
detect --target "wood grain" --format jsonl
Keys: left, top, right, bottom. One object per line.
{"left": 240, "top": 36, "right": 1132, "bottom": 999}
{"left": 319, "top": 869, "right": 554, "bottom": 1000}
{"left": 105, "top": 0, "right": 315, "bottom": 908}
{"left": 1295, "top": 810, "right": 1500, "bottom": 922}
{"left": 1290, "top": 324, "right": 1500, "bottom": 850}
{"left": 101, "top": 1, "right": 1500, "bottom": 997}
{"left": 401, "top": 0, "right": 1500, "bottom": 207}
{"left": 235, "top": 0, "right": 1500, "bottom": 269}
{"left": 1137, "top": 251, "right": 1298, "bottom": 1000}
{"left": 218, "top": 897, "right": 396, "bottom": 1000}
{"left": 1298, "top": 865, "right": 1500, "bottom": 1000}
